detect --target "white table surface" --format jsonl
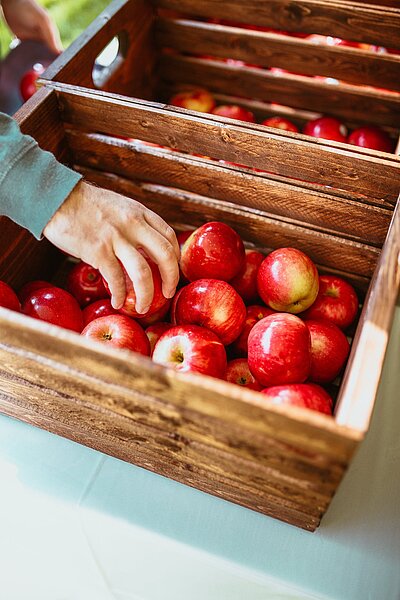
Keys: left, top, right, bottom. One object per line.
{"left": 1, "top": 306, "right": 399, "bottom": 600}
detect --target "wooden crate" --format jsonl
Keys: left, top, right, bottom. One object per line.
{"left": 0, "top": 0, "right": 400, "bottom": 531}
{"left": 41, "top": 0, "right": 400, "bottom": 154}
{"left": 1, "top": 0, "right": 400, "bottom": 530}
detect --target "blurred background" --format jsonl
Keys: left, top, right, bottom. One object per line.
{"left": 0, "top": 0, "right": 110, "bottom": 57}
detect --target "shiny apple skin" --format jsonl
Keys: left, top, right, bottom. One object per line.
{"left": 180, "top": 221, "right": 245, "bottom": 282}
{"left": 67, "top": 261, "right": 109, "bottom": 307}
{"left": 145, "top": 322, "right": 173, "bottom": 356}
{"left": 226, "top": 358, "right": 263, "bottom": 390}
{"left": 82, "top": 298, "right": 118, "bottom": 326}
{"left": 212, "top": 105, "right": 255, "bottom": 122}
{"left": 305, "top": 319, "right": 350, "bottom": 383}
{"left": 303, "top": 116, "right": 347, "bottom": 143}
{"left": 348, "top": 126, "right": 393, "bottom": 153}
{"left": 230, "top": 249, "right": 265, "bottom": 304}
{"left": 21, "top": 286, "right": 83, "bottom": 332}
{"left": 257, "top": 247, "right": 319, "bottom": 313}
{"left": 302, "top": 275, "right": 358, "bottom": 331}
{"left": 136, "top": 299, "right": 171, "bottom": 328}
{"left": 261, "top": 117, "right": 299, "bottom": 132}
{"left": 18, "top": 280, "right": 51, "bottom": 305}
{"left": 103, "top": 256, "right": 168, "bottom": 319}
{"left": 82, "top": 314, "right": 150, "bottom": 356}
{"left": 248, "top": 313, "right": 311, "bottom": 386}
{"left": 152, "top": 324, "right": 227, "bottom": 379}
{"left": 173, "top": 279, "right": 246, "bottom": 345}
{"left": 169, "top": 89, "right": 215, "bottom": 112}
{"left": 20, "top": 63, "right": 45, "bottom": 101}
{"left": 231, "top": 304, "right": 275, "bottom": 357}
{"left": 0, "top": 280, "right": 20, "bottom": 312}
{"left": 260, "top": 383, "right": 333, "bottom": 415}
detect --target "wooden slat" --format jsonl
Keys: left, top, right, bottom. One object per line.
{"left": 0, "top": 310, "right": 361, "bottom": 454}
{"left": 158, "top": 53, "right": 400, "bottom": 128}
{"left": 76, "top": 165, "right": 380, "bottom": 278}
{"left": 14, "top": 86, "right": 69, "bottom": 160}
{"left": 154, "top": 0, "right": 400, "bottom": 49}
{"left": 336, "top": 195, "right": 400, "bottom": 431}
{"left": 67, "top": 131, "right": 392, "bottom": 246}
{"left": 51, "top": 82, "right": 400, "bottom": 203}
{"left": 42, "top": 0, "right": 156, "bottom": 98}
{"left": 162, "top": 86, "right": 400, "bottom": 138}
{"left": 155, "top": 18, "right": 400, "bottom": 90}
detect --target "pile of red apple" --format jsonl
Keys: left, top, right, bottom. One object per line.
{"left": 169, "top": 88, "right": 394, "bottom": 153}
{"left": 0, "top": 220, "right": 360, "bottom": 417}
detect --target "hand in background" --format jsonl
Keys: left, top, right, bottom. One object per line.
{"left": 2, "top": 0, "right": 62, "bottom": 54}
{"left": 43, "top": 181, "right": 180, "bottom": 313}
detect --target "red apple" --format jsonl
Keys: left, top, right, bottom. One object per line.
{"left": 257, "top": 248, "right": 319, "bottom": 313}
{"left": 20, "top": 63, "right": 45, "bottom": 101}
{"left": 248, "top": 313, "right": 311, "bottom": 386}
{"left": 173, "top": 279, "right": 246, "bottom": 345}
{"left": 0, "top": 280, "right": 20, "bottom": 312}
{"left": 231, "top": 304, "right": 275, "bottom": 357}
{"left": 261, "top": 116, "right": 299, "bottom": 133}
{"left": 136, "top": 298, "right": 171, "bottom": 327}
{"left": 152, "top": 324, "right": 227, "bottom": 378}
{"left": 18, "top": 280, "right": 51, "bottom": 305}
{"left": 348, "top": 126, "right": 393, "bottom": 153}
{"left": 226, "top": 358, "right": 263, "bottom": 391}
{"left": 82, "top": 298, "right": 118, "bottom": 326}
{"left": 145, "top": 322, "right": 173, "bottom": 355}
{"left": 21, "top": 286, "right": 83, "bottom": 332}
{"left": 169, "top": 88, "right": 215, "bottom": 112}
{"left": 103, "top": 254, "right": 168, "bottom": 319}
{"left": 176, "top": 230, "right": 193, "bottom": 286}
{"left": 82, "top": 314, "right": 150, "bottom": 356}
{"left": 212, "top": 105, "right": 256, "bottom": 123}
{"left": 180, "top": 221, "right": 245, "bottom": 282}
{"left": 302, "top": 275, "right": 359, "bottom": 330}
{"left": 67, "top": 261, "right": 109, "bottom": 307}
{"left": 260, "top": 383, "right": 333, "bottom": 415}
{"left": 303, "top": 116, "right": 347, "bottom": 143}
{"left": 230, "top": 249, "right": 265, "bottom": 304}
{"left": 305, "top": 319, "right": 350, "bottom": 383}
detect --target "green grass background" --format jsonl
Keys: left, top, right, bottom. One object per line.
{"left": 0, "top": 0, "right": 110, "bottom": 57}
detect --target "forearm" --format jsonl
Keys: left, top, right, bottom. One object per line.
{"left": 0, "top": 112, "right": 82, "bottom": 238}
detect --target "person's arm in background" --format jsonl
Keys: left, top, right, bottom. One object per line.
{"left": 0, "top": 112, "right": 180, "bottom": 312}
{"left": 1, "top": 0, "right": 62, "bottom": 54}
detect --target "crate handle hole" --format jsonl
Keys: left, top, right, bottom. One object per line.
{"left": 92, "top": 32, "right": 128, "bottom": 89}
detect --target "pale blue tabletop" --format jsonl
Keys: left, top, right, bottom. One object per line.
{"left": 1, "top": 306, "right": 399, "bottom": 600}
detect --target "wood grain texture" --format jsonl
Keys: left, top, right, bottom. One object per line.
{"left": 52, "top": 82, "right": 400, "bottom": 203}
{"left": 67, "top": 131, "right": 392, "bottom": 246}
{"left": 155, "top": 18, "right": 400, "bottom": 91}
{"left": 76, "top": 165, "right": 380, "bottom": 278}
{"left": 0, "top": 309, "right": 362, "bottom": 530}
{"left": 154, "top": 0, "right": 400, "bottom": 49}
{"left": 14, "top": 86, "right": 70, "bottom": 161}
{"left": 336, "top": 195, "right": 400, "bottom": 431}
{"left": 42, "top": 0, "right": 156, "bottom": 98}
{"left": 158, "top": 53, "right": 400, "bottom": 128}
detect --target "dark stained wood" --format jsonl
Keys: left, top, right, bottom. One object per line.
{"left": 67, "top": 131, "right": 392, "bottom": 246}
{"left": 158, "top": 53, "right": 400, "bottom": 128}
{"left": 52, "top": 82, "right": 400, "bottom": 203}
{"left": 43, "top": 0, "right": 156, "bottom": 98}
{"left": 154, "top": 0, "right": 400, "bottom": 49}
{"left": 155, "top": 18, "right": 400, "bottom": 91}
{"left": 14, "top": 86, "right": 70, "bottom": 161}
{"left": 76, "top": 166, "right": 380, "bottom": 278}
{"left": 0, "top": 307, "right": 363, "bottom": 530}
{"left": 336, "top": 195, "right": 400, "bottom": 431}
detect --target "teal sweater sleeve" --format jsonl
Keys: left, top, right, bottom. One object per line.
{"left": 0, "top": 112, "right": 82, "bottom": 239}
